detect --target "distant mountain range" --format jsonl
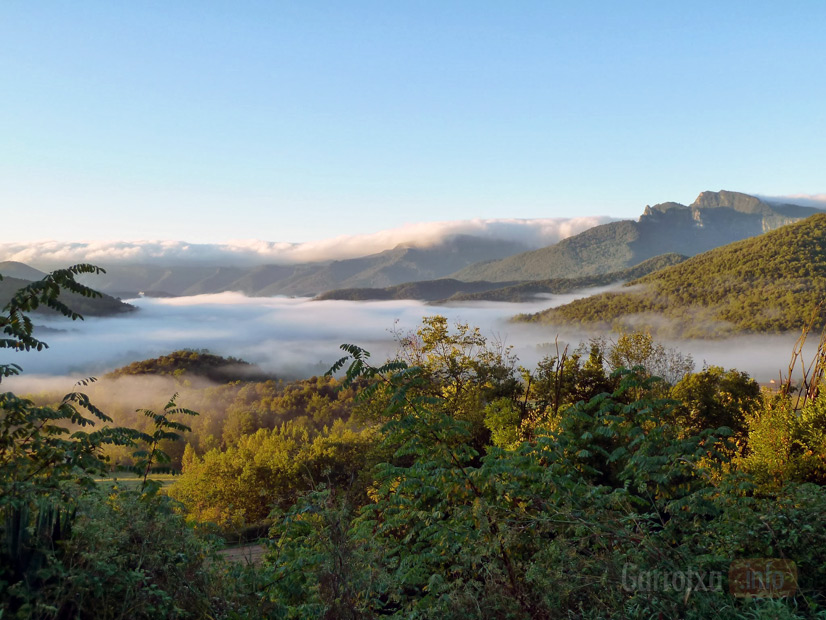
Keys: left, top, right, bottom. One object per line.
{"left": 0, "top": 262, "right": 136, "bottom": 317}
{"left": 451, "top": 191, "right": 820, "bottom": 282}
{"left": 73, "top": 235, "right": 532, "bottom": 298}
{"left": 317, "top": 253, "right": 687, "bottom": 303}
{"left": 3, "top": 191, "right": 821, "bottom": 301}
{"left": 519, "top": 213, "right": 826, "bottom": 337}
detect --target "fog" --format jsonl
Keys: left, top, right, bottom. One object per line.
{"left": 7, "top": 293, "right": 581, "bottom": 382}
{"left": 3, "top": 290, "right": 810, "bottom": 391}
{"left": 761, "top": 193, "right": 826, "bottom": 209}
{"left": 0, "top": 216, "right": 613, "bottom": 269}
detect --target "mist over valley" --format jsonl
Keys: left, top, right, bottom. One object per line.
{"left": 6, "top": 3, "right": 826, "bottom": 614}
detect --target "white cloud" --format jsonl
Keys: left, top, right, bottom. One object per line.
{"left": 760, "top": 193, "right": 826, "bottom": 209}
{"left": 0, "top": 216, "right": 613, "bottom": 268}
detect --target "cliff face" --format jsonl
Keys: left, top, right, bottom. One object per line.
{"left": 639, "top": 190, "right": 807, "bottom": 235}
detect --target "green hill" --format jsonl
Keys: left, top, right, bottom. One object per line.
{"left": 106, "top": 350, "right": 273, "bottom": 383}
{"left": 519, "top": 213, "right": 826, "bottom": 338}
{"left": 452, "top": 190, "right": 819, "bottom": 282}
{"left": 448, "top": 253, "right": 687, "bottom": 302}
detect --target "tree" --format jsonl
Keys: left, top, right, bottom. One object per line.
{"left": 670, "top": 366, "right": 762, "bottom": 440}
{"left": 391, "top": 316, "right": 522, "bottom": 449}
{"left": 0, "top": 267, "right": 249, "bottom": 619}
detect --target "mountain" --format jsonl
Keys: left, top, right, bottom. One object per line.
{"left": 0, "top": 261, "right": 47, "bottom": 281}
{"left": 447, "top": 253, "right": 688, "bottom": 302}
{"left": 316, "top": 278, "right": 515, "bottom": 302}
{"left": 76, "top": 264, "right": 248, "bottom": 298}
{"left": 77, "top": 235, "right": 532, "bottom": 297}
{"left": 451, "top": 191, "right": 820, "bottom": 282}
{"left": 519, "top": 213, "right": 826, "bottom": 338}
{"left": 0, "top": 272, "right": 136, "bottom": 317}
{"left": 317, "top": 253, "right": 687, "bottom": 303}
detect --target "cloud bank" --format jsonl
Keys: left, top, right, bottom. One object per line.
{"left": 0, "top": 216, "right": 613, "bottom": 268}
{"left": 761, "top": 193, "right": 826, "bottom": 209}
{"left": 4, "top": 290, "right": 805, "bottom": 387}
{"left": 6, "top": 293, "right": 584, "bottom": 380}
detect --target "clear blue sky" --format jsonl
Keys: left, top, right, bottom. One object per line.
{"left": 2, "top": 1, "right": 824, "bottom": 242}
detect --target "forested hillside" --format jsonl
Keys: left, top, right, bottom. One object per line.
{"left": 105, "top": 349, "right": 273, "bottom": 383}
{"left": 522, "top": 213, "right": 826, "bottom": 337}
{"left": 452, "top": 190, "right": 819, "bottom": 282}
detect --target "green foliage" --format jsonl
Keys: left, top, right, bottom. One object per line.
{"left": 168, "top": 420, "right": 376, "bottom": 529}
{"left": 123, "top": 393, "right": 198, "bottom": 492}
{"left": 526, "top": 213, "right": 826, "bottom": 337}
{"left": 0, "top": 266, "right": 268, "bottom": 619}
{"left": 739, "top": 392, "right": 826, "bottom": 486}
{"left": 259, "top": 334, "right": 826, "bottom": 619}
{"left": 265, "top": 488, "right": 375, "bottom": 619}
{"left": 484, "top": 398, "right": 522, "bottom": 448}
{"left": 670, "top": 366, "right": 762, "bottom": 439}
{"left": 388, "top": 316, "right": 521, "bottom": 448}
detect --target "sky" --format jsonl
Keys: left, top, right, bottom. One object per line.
{"left": 2, "top": 1, "right": 825, "bottom": 243}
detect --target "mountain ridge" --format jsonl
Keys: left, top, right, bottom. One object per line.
{"left": 5, "top": 191, "right": 820, "bottom": 298}
{"left": 0, "top": 273, "right": 136, "bottom": 317}
{"left": 317, "top": 253, "right": 688, "bottom": 303}
{"left": 451, "top": 190, "right": 820, "bottom": 283}
{"left": 76, "top": 235, "right": 532, "bottom": 297}
{"left": 518, "top": 213, "right": 826, "bottom": 338}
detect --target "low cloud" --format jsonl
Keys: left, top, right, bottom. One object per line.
{"left": 2, "top": 290, "right": 808, "bottom": 388}
{"left": 0, "top": 216, "right": 613, "bottom": 268}
{"left": 4, "top": 292, "right": 601, "bottom": 381}
{"left": 761, "top": 193, "right": 826, "bottom": 209}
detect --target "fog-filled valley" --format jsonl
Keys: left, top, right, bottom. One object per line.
{"left": 6, "top": 2, "right": 826, "bottom": 617}
{"left": 7, "top": 193, "right": 826, "bottom": 620}
{"left": 6, "top": 290, "right": 812, "bottom": 387}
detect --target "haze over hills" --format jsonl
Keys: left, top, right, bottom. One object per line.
{"left": 317, "top": 253, "right": 687, "bottom": 303}
{"left": 2, "top": 191, "right": 820, "bottom": 300}
{"left": 0, "top": 261, "right": 50, "bottom": 281}
{"left": 0, "top": 263, "right": 136, "bottom": 317}
{"left": 520, "top": 213, "right": 826, "bottom": 338}
{"left": 71, "top": 235, "right": 533, "bottom": 297}
{"left": 451, "top": 190, "right": 821, "bottom": 282}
